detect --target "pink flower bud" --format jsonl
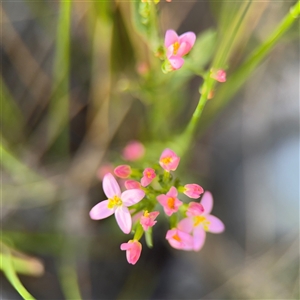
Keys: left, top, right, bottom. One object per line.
{"left": 210, "top": 69, "right": 226, "bottom": 82}
{"left": 125, "top": 180, "right": 141, "bottom": 190}
{"left": 120, "top": 240, "right": 142, "bottom": 265}
{"left": 114, "top": 165, "right": 131, "bottom": 178}
{"left": 186, "top": 202, "right": 204, "bottom": 217}
{"left": 141, "top": 168, "right": 156, "bottom": 187}
{"left": 122, "top": 141, "right": 145, "bottom": 161}
{"left": 183, "top": 184, "right": 204, "bottom": 199}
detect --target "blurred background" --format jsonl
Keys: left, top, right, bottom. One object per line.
{"left": 1, "top": 0, "right": 299, "bottom": 299}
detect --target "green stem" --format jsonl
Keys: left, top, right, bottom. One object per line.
{"left": 202, "top": 0, "right": 300, "bottom": 127}
{"left": 2, "top": 245, "right": 36, "bottom": 299}
{"left": 179, "top": 1, "right": 252, "bottom": 155}
{"left": 179, "top": 0, "right": 299, "bottom": 156}
{"left": 48, "top": 0, "right": 71, "bottom": 156}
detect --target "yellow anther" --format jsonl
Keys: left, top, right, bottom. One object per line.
{"left": 167, "top": 197, "right": 175, "bottom": 209}
{"left": 161, "top": 156, "right": 172, "bottom": 164}
{"left": 173, "top": 42, "right": 180, "bottom": 55}
{"left": 194, "top": 216, "right": 210, "bottom": 231}
{"left": 107, "top": 195, "right": 122, "bottom": 209}
{"left": 173, "top": 234, "right": 181, "bottom": 242}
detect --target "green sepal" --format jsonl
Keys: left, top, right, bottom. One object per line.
{"left": 133, "top": 223, "right": 144, "bottom": 241}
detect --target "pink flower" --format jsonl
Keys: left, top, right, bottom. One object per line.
{"left": 141, "top": 168, "right": 156, "bottom": 187}
{"left": 178, "top": 191, "right": 225, "bottom": 251}
{"left": 140, "top": 210, "right": 159, "bottom": 231}
{"left": 89, "top": 173, "right": 145, "bottom": 234}
{"left": 210, "top": 69, "right": 226, "bottom": 82}
{"left": 125, "top": 180, "right": 141, "bottom": 190}
{"left": 183, "top": 184, "right": 204, "bottom": 199}
{"left": 159, "top": 148, "right": 180, "bottom": 172}
{"left": 120, "top": 240, "right": 142, "bottom": 265}
{"left": 164, "top": 30, "right": 196, "bottom": 70}
{"left": 157, "top": 186, "right": 183, "bottom": 216}
{"left": 122, "top": 141, "right": 145, "bottom": 161}
{"left": 166, "top": 228, "right": 194, "bottom": 251}
{"left": 114, "top": 165, "right": 131, "bottom": 178}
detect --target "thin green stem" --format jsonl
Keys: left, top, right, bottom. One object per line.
{"left": 179, "top": 2, "right": 252, "bottom": 155}
{"left": 48, "top": 0, "right": 71, "bottom": 155}
{"left": 2, "top": 245, "right": 36, "bottom": 300}
{"left": 179, "top": 0, "right": 299, "bottom": 157}
{"left": 202, "top": 0, "right": 300, "bottom": 126}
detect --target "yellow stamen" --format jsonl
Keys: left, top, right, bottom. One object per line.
{"left": 107, "top": 195, "right": 122, "bottom": 209}
{"left": 173, "top": 41, "right": 180, "bottom": 55}
{"left": 146, "top": 171, "right": 152, "bottom": 178}
{"left": 143, "top": 210, "right": 150, "bottom": 217}
{"left": 161, "top": 156, "right": 172, "bottom": 165}
{"left": 173, "top": 234, "right": 181, "bottom": 242}
{"left": 167, "top": 197, "right": 175, "bottom": 209}
{"left": 194, "top": 216, "right": 210, "bottom": 231}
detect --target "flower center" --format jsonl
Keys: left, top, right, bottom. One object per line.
{"left": 173, "top": 42, "right": 180, "bottom": 55}
{"left": 107, "top": 195, "right": 122, "bottom": 209}
{"left": 143, "top": 210, "right": 150, "bottom": 217}
{"left": 194, "top": 216, "right": 210, "bottom": 230}
{"left": 167, "top": 197, "right": 175, "bottom": 209}
{"left": 146, "top": 171, "right": 152, "bottom": 178}
{"left": 173, "top": 234, "right": 181, "bottom": 242}
{"left": 161, "top": 156, "right": 172, "bottom": 165}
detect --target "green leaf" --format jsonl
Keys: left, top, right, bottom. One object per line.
{"left": 133, "top": 224, "right": 144, "bottom": 241}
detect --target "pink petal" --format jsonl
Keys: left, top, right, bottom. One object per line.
{"left": 175, "top": 42, "right": 189, "bottom": 57}
{"left": 164, "top": 29, "right": 178, "bottom": 48}
{"left": 166, "top": 228, "right": 177, "bottom": 240}
{"left": 103, "top": 173, "right": 121, "bottom": 198}
{"left": 178, "top": 31, "right": 196, "bottom": 49}
{"left": 121, "top": 189, "right": 145, "bottom": 206}
{"left": 178, "top": 217, "right": 193, "bottom": 233}
{"left": 166, "top": 229, "right": 194, "bottom": 251}
{"left": 206, "top": 215, "right": 225, "bottom": 233}
{"left": 193, "top": 226, "right": 206, "bottom": 251}
{"left": 200, "top": 191, "right": 213, "bottom": 215}
{"left": 125, "top": 180, "right": 141, "bottom": 190}
{"left": 115, "top": 206, "right": 132, "bottom": 234}
{"left": 141, "top": 176, "right": 152, "bottom": 187}
{"left": 120, "top": 243, "right": 130, "bottom": 250}
{"left": 166, "top": 45, "right": 174, "bottom": 59}
{"left": 167, "top": 186, "right": 178, "bottom": 198}
{"left": 89, "top": 200, "right": 114, "bottom": 220}
{"left": 156, "top": 194, "right": 167, "bottom": 205}
{"left": 168, "top": 56, "right": 184, "bottom": 70}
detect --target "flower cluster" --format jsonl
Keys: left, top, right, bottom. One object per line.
{"left": 90, "top": 144, "right": 224, "bottom": 265}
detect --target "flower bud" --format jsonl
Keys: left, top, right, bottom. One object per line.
{"left": 114, "top": 165, "right": 131, "bottom": 178}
